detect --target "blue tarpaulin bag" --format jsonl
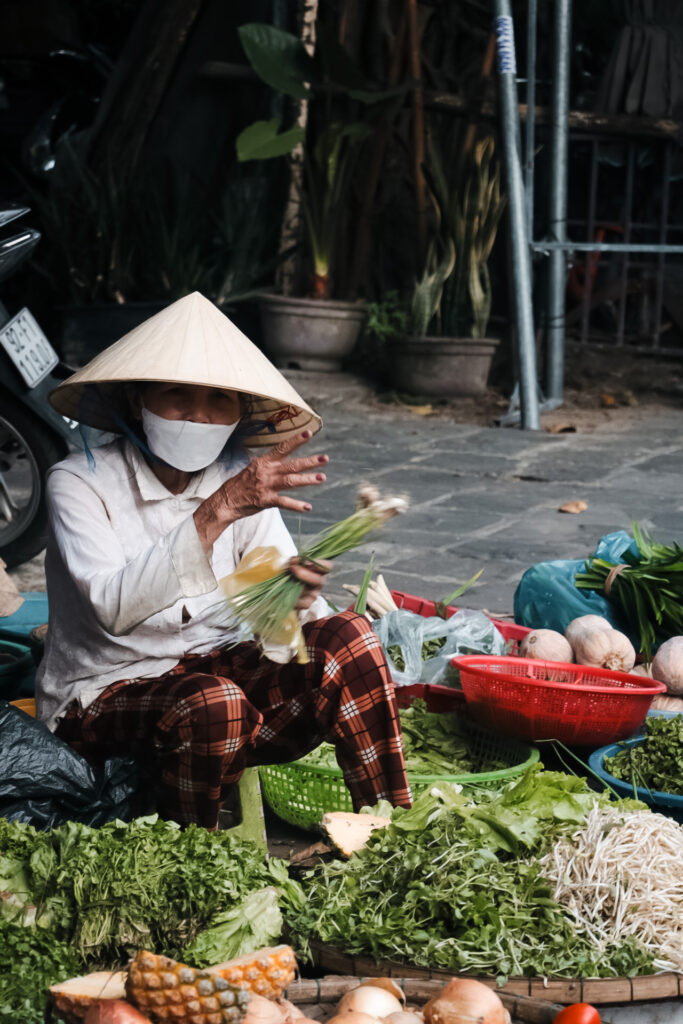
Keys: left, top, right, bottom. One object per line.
{"left": 513, "top": 530, "right": 641, "bottom": 641}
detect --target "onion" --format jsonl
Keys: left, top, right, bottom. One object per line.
{"left": 327, "top": 1012, "right": 382, "bottom": 1024}
{"left": 423, "top": 979, "right": 507, "bottom": 1024}
{"left": 337, "top": 987, "right": 403, "bottom": 1018}
{"left": 278, "top": 999, "right": 306, "bottom": 1021}
{"left": 243, "top": 994, "right": 286, "bottom": 1024}
{"left": 383, "top": 1012, "right": 423, "bottom": 1024}
{"left": 83, "top": 1001, "right": 152, "bottom": 1024}
{"left": 358, "top": 979, "right": 406, "bottom": 1006}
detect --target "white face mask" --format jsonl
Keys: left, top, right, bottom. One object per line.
{"left": 141, "top": 407, "right": 239, "bottom": 472}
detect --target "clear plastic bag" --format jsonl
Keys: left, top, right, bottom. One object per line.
{"left": 373, "top": 607, "right": 507, "bottom": 687}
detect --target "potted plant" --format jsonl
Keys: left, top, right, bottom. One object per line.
{"left": 29, "top": 149, "right": 281, "bottom": 364}
{"left": 236, "top": 23, "right": 392, "bottom": 371}
{"left": 392, "top": 136, "right": 506, "bottom": 397}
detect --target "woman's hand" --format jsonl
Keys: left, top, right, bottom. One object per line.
{"left": 290, "top": 557, "right": 332, "bottom": 610}
{"left": 194, "top": 430, "right": 328, "bottom": 553}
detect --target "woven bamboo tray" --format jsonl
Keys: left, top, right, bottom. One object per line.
{"left": 284, "top": 976, "right": 568, "bottom": 1024}
{"left": 308, "top": 941, "right": 683, "bottom": 1007}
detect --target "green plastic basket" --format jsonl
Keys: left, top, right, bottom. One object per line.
{"left": 259, "top": 720, "right": 539, "bottom": 831}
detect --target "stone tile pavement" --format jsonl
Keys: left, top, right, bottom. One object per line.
{"left": 10, "top": 370, "right": 683, "bottom": 618}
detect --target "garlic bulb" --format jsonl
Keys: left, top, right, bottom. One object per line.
{"left": 572, "top": 628, "right": 636, "bottom": 672}
{"left": 520, "top": 629, "right": 573, "bottom": 663}
{"left": 565, "top": 614, "right": 612, "bottom": 648}
{"left": 629, "top": 664, "right": 652, "bottom": 678}
{"left": 652, "top": 636, "right": 683, "bottom": 694}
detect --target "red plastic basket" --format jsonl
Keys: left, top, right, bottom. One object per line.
{"left": 453, "top": 655, "right": 667, "bottom": 745}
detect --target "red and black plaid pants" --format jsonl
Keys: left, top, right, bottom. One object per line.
{"left": 55, "top": 611, "right": 411, "bottom": 829}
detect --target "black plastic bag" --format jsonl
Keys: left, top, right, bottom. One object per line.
{"left": 0, "top": 702, "right": 141, "bottom": 829}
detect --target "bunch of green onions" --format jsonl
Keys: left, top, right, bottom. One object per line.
{"left": 228, "top": 487, "right": 408, "bottom": 646}
{"left": 575, "top": 522, "right": 683, "bottom": 660}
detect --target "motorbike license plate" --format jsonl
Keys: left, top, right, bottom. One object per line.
{"left": 0, "top": 307, "right": 59, "bottom": 388}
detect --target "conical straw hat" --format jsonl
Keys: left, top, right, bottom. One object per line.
{"left": 49, "top": 292, "right": 322, "bottom": 446}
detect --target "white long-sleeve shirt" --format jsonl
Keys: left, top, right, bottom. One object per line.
{"left": 35, "top": 439, "right": 328, "bottom": 730}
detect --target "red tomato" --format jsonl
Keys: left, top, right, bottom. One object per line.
{"left": 553, "top": 1005, "right": 600, "bottom": 1024}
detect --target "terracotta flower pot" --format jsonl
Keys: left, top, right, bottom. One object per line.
{"left": 258, "top": 294, "right": 366, "bottom": 372}
{"left": 391, "top": 335, "right": 500, "bottom": 397}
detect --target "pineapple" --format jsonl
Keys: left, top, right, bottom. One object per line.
{"left": 208, "top": 945, "right": 297, "bottom": 999}
{"left": 49, "top": 971, "right": 127, "bottom": 1022}
{"left": 127, "top": 951, "right": 251, "bottom": 1024}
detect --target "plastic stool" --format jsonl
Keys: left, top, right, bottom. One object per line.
{"left": 218, "top": 768, "right": 267, "bottom": 851}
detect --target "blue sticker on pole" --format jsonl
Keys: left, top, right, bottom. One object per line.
{"left": 495, "top": 16, "right": 517, "bottom": 75}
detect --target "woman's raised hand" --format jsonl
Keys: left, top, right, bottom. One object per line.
{"left": 194, "top": 430, "right": 328, "bottom": 552}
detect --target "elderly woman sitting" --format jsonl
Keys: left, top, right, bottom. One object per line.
{"left": 36, "top": 293, "right": 410, "bottom": 830}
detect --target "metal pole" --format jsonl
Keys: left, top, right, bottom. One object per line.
{"left": 546, "top": 0, "right": 572, "bottom": 401}
{"left": 524, "top": 0, "right": 537, "bottom": 242}
{"left": 494, "top": 0, "right": 540, "bottom": 430}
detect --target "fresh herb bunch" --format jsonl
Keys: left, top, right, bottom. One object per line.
{"left": 605, "top": 714, "right": 683, "bottom": 796}
{"left": 0, "top": 816, "right": 298, "bottom": 967}
{"left": 575, "top": 523, "right": 683, "bottom": 659}
{"left": 287, "top": 770, "right": 653, "bottom": 979}
{"left": 0, "top": 922, "right": 81, "bottom": 1024}
{"left": 228, "top": 489, "right": 407, "bottom": 647}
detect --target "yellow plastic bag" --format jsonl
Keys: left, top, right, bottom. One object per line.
{"left": 219, "top": 546, "right": 308, "bottom": 663}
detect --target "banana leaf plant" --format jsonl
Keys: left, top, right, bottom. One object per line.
{"left": 236, "top": 22, "right": 402, "bottom": 299}
{"left": 411, "top": 137, "right": 506, "bottom": 338}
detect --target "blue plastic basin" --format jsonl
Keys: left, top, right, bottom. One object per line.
{"left": 589, "top": 721, "right": 683, "bottom": 824}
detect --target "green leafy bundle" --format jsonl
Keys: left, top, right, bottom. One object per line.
{"left": 0, "top": 922, "right": 80, "bottom": 1024}
{"left": 228, "top": 492, "right": 406, "bottom": 646}
{"left": 575, "top": 523, "right": 683, "bottom": 659}
{"left": 605, "top": 714, "right": 683, "bottom": 796}
{"left": 287, "top": 770, "right": 654, "bottom": 980}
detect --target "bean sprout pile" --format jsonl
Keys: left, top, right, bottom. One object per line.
{"left": 540, "top": 805, "right": 683, "bottom": 971}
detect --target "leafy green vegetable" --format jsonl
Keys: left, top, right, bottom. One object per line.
{"left": 575, "top": 523, "right": 683, "bottom": 659}
{"left": 0, "top": 813, "right": 299, "bottom": 957}
{"left": 183, "top": 887, "right": 283, "bottom": 968}
{"left": 287, "top": 769, "right": 655, "bottom": 979}
{"left": 605, "top": 714, "right": 683, "bottom": 795}
{"left": 387, "top": 637, "right": 446, "bottom": 672}
{"left": 300, "top": 699, "right": 508, "bottom": 778}
{"left": 0, "top": 921, "right": 80, "bottom": 1024}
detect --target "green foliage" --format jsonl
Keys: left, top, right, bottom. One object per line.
{"left": 0, "top": 815, "right": 297, "bottom": 966}
{"left": 364, "top": 292, "right": 409, "bottom": 344}
{"left": 0, "top": 922, "right": 80, "bottom": 1024}
{"left": 412, "top": 137, "right": 506, "bottom": 339}
{"left": 576, "top": 522, "right": 683, "bottom": 659}
{"left": 30, "top": 148, "right": 283, "bottom": 307}
{"left": 236, "top": 119, "right": 306, "bottom": 161}
{"left": 236, "top": 21, "right": 391, "bottom": 293}
{"left": 238, "top": 23, "right": 314, "bottom": 100}
{"left": 287, "top": 769, "right": 655, "bottom": 979}
{"left": 605, "top": 715, "right": 683, "bottom": 796}
{"left": 182, "top": 887, "right": 283, "bottom": 968}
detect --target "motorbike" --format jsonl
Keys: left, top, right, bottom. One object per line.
{"left": 0, "top": 204, "right": 79, "bottom": 567}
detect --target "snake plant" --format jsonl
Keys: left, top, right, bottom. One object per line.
{"left": 412, "top": 137, "right": 506, "bottom": 339}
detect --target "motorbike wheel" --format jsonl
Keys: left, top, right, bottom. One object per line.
{"left": 0, "top": 394, "right": 67, "bottom": 568}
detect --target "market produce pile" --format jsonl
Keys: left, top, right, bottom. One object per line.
{"left": 297, "top": 699, "right": 509, "bottom": 776}
{"left": 287, "top": 768, "right": 683, "bottom": 980}
{"left": 604, "top": 713, "right": 683, "bottom": 795}
{"left": 0, "top": 815, "right": 300, "bottom": 1023}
